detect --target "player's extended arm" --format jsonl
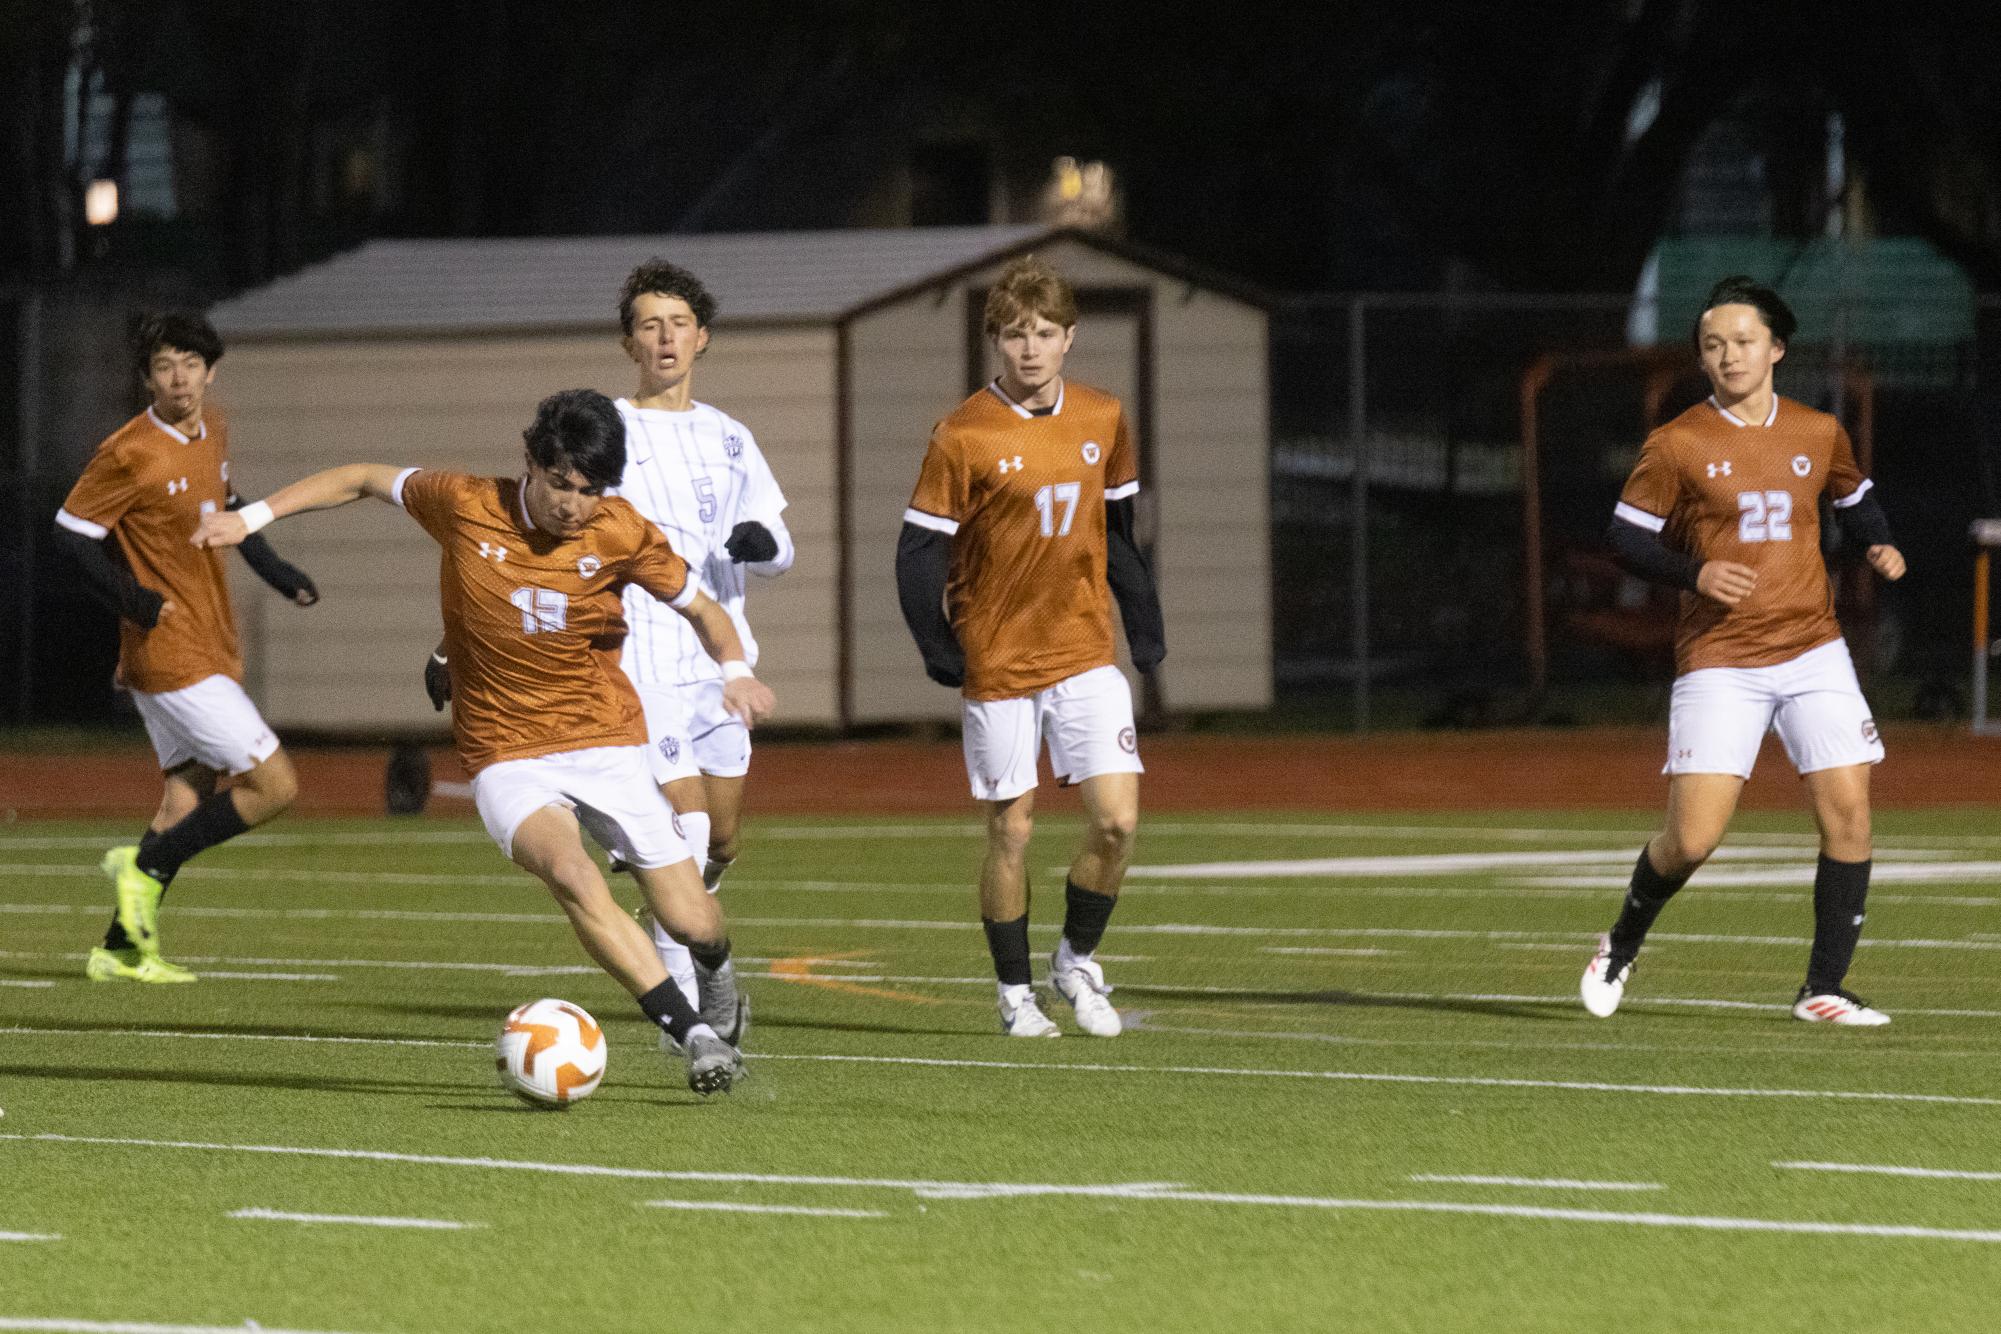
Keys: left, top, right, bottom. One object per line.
{"left": 1105, "top": 496, "right": 1165, "bottom": 672}
{"left": 51, "top": 525, "right": 166, "bottom": 628}
{"left": 724, "top": 515, "right": 794, "bottom": 575}
{"left": 191, "top": 463, "right": 408, "bottom": 549}
{"left": 227, "top": 493, "right": 319, "bottom": 605}
{"left": 894, "top": 522, "right": 965, "bottom": 687}
{"left": 676, "top": 589, "right": 776, "bottom": 725}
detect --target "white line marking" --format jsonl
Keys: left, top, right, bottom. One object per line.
{"left": 1774, "top": 1161, "right": 2001, "bottom": 1183}
{"left": 228, "top": 1207, "right": 482, "bottom": 1230}
{"left": 0, "top": 981, "right": 54, "bottom": 989}
{"left": 1410, "top": 1175, "right": 1664, "bottom": 1192}
{"left": 1260, "top": 947, "right": 1401, "bottom": 957}
{"left": 0, "top": 1319, "right": 369, "bottom": 1333}
{"left": 0, "top": 1232, "right": 61, "bottom": 1242}
{"left": 1, "top": 1027, "right": 487, "bottom": 1050}
{"left": 1523, "top": 863, "right": 2001, "bottom": 889}
{"left": 1124, "top": 848, "right": 1966, "bottom": 879}
{"left": 641, "top": 1199, "right": 886, "bottom": 1219}
{"left": 192, "top": 972, "right": 342, "bottom": 982}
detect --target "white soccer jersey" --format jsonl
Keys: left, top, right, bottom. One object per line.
{"left": 613, "top": 398, "right": 793, "bottom": 686}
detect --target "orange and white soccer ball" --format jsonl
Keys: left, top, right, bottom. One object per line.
{"left": 496, "top": 998, "right": 607, "bottom": 1106}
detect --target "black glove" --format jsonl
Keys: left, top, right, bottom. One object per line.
{"left": 922, "top": 651, "right": 966, "bottom": 689}
{"left": 423, "top": 651, "right": 452, "bottom": 711}
{"left": 271, "top": 562, "right": 318, "bottom": 606}
{"left": 725, "top": 520, "right": 779, "bottom": 563}
{"left": 1130, "top": 639, "right": 1165, "bottom": 674}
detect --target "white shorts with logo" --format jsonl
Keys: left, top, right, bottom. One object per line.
{"left": 473, "top": 744, "right": 693, "bottom": 868}
{"left": 132, "top": 674, "right": 280, "bottom": 777}
{"left": 961, "top": 664, "right": 1144, "bottom": 802}
{"left": 633, "top": 680, "right": 751, "bottom": 786}
{"left": 1666, "top": 638, "right": 1884, "bottom": 779}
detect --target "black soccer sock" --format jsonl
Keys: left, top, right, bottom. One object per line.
{"left": 137, "top": 792, "right": 251, "bottom": 883}
{"left": 687, "top": 937, "right": 731, "bottom": 973}
{"left": 1607, "top": 847, "right": 1690, "bottom": 958}
{"left": 102, "top": 863, "right": 178, "bottom": 951}
{"left": 1060, "top": 880, "right": 1117, "bottom": 958}
{"left": 1806, "top": 855, "right": 1871, "bottom": 993}
{"left": 638, "top": 979, "right": 703, "bottom": 1044}
{"left": 982, "top": 914, "right": 1033, "bottom": 987}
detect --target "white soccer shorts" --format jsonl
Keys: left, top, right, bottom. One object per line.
{"left": 473, "top": 744, "right": 694, "bottom": 868}
{"left": 633, "top": 680, "right": 751, "bottom": 786}
{"left": 961, "top": 664, "right": 1144, "bottom": 802}
{"left": 1665, "top": 637, "right": 1885, "bottom": 779}
{"left": 131, "top": 674, "right": 280, "bottom": 777}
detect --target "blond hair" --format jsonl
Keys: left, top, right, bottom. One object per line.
{"left": 983, "top": 255, "right": 1077, "bottom": 335}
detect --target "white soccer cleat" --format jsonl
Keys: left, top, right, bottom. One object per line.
{"left": 1792, "top": 987, "right": 1891, "bottom": 1026}
{"left": 1580, "top": 933, "right": 1633, "bottom": 1018}
{"left": 998, "top": 983, "right": 1061, "bottom": 1037}
{"left": 1049, "top": 954, "right": 1122, "bottom": 1037}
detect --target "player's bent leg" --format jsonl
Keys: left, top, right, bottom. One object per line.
{"left": 230, "top": 748, "right": 299, "bottom": 826}
{"left": 700, "top": 772, "right": 746, "bottom": 889}
{"left": 1795, "top": 762, "right": 1884, "bottom": 1023}
{"left": 632, "top": 858, "right": 746, "bottom": 1047}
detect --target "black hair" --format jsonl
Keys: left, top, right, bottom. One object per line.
{"left": 618, "top": 258, "right": 719, "bottom": 335}
{"left": 1694, "top": 275, "right": 1798, "bottom": 348}
{"left": 133, "top": 311, "right": 224, "bottom": 375}
{"left": 522, "top": 388, "right": 626, "bottom": 491}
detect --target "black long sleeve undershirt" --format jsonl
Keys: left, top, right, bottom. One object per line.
{"left": 1105, "top": 496, "right": 1165, "bottom": 671}
{"left": 226, "top": 493, "right": 318, "bottom": 603}
{"left": 894, "top": 523, "right": 965, "bottom": 687}
{"left": 1605, "top": 517, "right": 1703, "bottom": 593}
{"left": 1830, "top": 488, "right": 1894, "bottom": 551}
{"left": 53, "top": 526, "right": 165, "bottom": 627}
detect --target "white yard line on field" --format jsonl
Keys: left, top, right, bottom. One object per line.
{"left": 1774, "top": 1161, "right": 2001, "bottom": 1183}
{"left": 4, "top": 1133, "right": 1995, "bottom": 1245}
{"left": 641, "top": 1200, "right": 887, "bottom": 1219}
{"left": 1521, "top": 863, "right": 2001, "bottom": 890}
{"left": 0, "top": 1232, "right": 61, "bottom": 1242}
{"left": 0, "top": 1320, "right": 370, "bottom": 1334}
{"left": 1126, "top": 848, "right": 1966, "bottom": 880}
{"left": 227, "top": 1207, "right": 481, "bottom": 1230}
{"left": 1409, "top": 1175, "right": 1664, "bottom": 1192}
{"left": 0, "top": 981, "right": 54, "bottom": 989}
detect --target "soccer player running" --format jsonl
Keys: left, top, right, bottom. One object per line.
{"left": 1581, "top": 275, "right": 1906, "bottom": 1026}
{"left": 55, "top": 312, "right": 319, "bottom": 983}
{"left": 194, "top": 389, "right": 772, "bottom": 1093}
{"left": 896, "top": 256, "right": 1166, "bottom": 1038}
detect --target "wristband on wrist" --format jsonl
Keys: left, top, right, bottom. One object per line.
{"left": 430, "top": 651, "right": 448, "bottom": 665}
{"left": 239, "top": 500, "right": 276, "bottom": 534}
{"left": 721, "top": 660, "right": 753, "bottom": 682}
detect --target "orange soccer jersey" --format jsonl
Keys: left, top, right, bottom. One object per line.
{"left": 57, "top": 406, "right": 243, "bottom": 694}
{"left": 397, "top": 470, "right": 694, "bottom": 774}
{"left": 1617, "top": 395, "right": 1870, "bottom": 674}
{"left": 905, "top": 379, "right": 1138, "bottom": 700}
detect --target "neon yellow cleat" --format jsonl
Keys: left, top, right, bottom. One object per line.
{"left": 85, "top": 946, "right": 196, "bottom": 984}
{"left": 101, "top": 846, "right": 166, "bottom": 959}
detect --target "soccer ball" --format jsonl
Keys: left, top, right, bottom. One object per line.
{"left": 496, "top": 998, "right": 607, "bottom": 1106}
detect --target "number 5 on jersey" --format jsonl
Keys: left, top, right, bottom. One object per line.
{"left": 1738, "top": 490, "right": 1793, "bottom": 542}
{"left": 1034, "top": 481, "right": 1080, "bottom": 537}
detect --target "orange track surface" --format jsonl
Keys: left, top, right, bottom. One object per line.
{"left": 3, "top": 725, "right": 1995, "bottom": 820}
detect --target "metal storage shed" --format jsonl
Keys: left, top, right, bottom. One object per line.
{"left": 208, "top": 225, "right": 1271, "bottom": 730}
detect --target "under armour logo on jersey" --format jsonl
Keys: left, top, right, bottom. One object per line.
{"left": 166, "top": 477, "right": 190, "bottom": 495}
{"left": 478, "top": 541, "right": 508, "bottom": 562}
{"left": 577, "top": 555, "right": 602, "bottom": 578}
{"left": 723, "top": 432, "right": 744, "bottom": 460}
{"left": 997, "top": 456, "right": 1024, "bottom": 474}
{"left": 1706, "top": 461, "right": 1732, "bottom": 478}
{"left": 1791, "top": 454, "right": 1812, "bottom": 477}
{"left": 1081, "top": 441, "right": 1101, "bottom": 465}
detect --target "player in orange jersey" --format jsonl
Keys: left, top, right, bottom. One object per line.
{"left": 1580, "top": 276, "right": 1906, "bottom": 1026}
{"left": 896, "top": 256, "right": 1165, "bottom": 1038}
{"left": 54, "top": 312, "right": 320, "bottom": 984}
{"left": 193, "top": 389, "right": 774, "bottom": 1094}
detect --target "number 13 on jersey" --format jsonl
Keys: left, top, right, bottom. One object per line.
{"left": 1034, "top": 482, "right": 1080, "bottom": 537}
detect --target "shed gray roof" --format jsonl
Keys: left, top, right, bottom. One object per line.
{"left": 210, "top": 225, "right": 1059, "bottom": 337}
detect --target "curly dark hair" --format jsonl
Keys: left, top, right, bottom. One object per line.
{"left": 1694, "top": 275, "right": 1798, "bottom": 348}
{"left": 132, "top": 311, "right": 224, "bottom": 375}
{"left": 522, "top": 388, "right": 626, "bottom": 491}
{"left": 617, "top": 259, "right": 719, "bottom": 335}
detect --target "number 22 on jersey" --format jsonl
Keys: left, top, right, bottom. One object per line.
{"left": 1737, "top": 490, "right": 1793, "bottom": 543}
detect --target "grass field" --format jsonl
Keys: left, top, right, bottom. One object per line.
{"left": 4, "top": 807, "right": 2001, "bottom": 1333}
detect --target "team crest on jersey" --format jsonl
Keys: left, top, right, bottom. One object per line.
{"left": 1117, "top": 726, "right": 1137, "bottom": 754}
{"left": 660, "top": 736, "right": 682, "bottom": 765}
{"left": 1861, "top": 718, "right": 1879, "bottom": 744}
{"left": 1081, "top": 441, "right": 1101, "bottom": 465}
{"left": 577, "top": 555, "right": 602, "bottom": 578}
{"left": 1791, "top": 455, "right": 1812, "bottom": 477}
{"left": 724, "top": 432, "right": 744, "bottom": 460}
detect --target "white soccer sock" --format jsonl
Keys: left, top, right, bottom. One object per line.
{"left": 702, "top": 856, "right": 733, "bottom": 894}
{"left": 1054, "top": 937, "right": 1090, "bottom": 973}
{"left": 651, "top": 918, "right": 700, "bottom": 1010}
{"left": 677, "top": 811, "right": 712, "bottom": 871}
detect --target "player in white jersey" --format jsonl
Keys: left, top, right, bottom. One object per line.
{"left": 427, "top": 262, "right": 791, "bottom": 1012}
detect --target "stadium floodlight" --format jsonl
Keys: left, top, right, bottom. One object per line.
{"left": 85, "top": 179, "right": 119, "bottom": 226}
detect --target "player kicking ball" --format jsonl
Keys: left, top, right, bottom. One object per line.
{"left": 193, "top": 389, "right": 772, "bottom": 1093}
{"left": 1583, "top": 276, "right": 1905, "bottom": 1026}
{"left": 56, "top": 312, "right": 319, "bottom": 983}
{"left": 896, "top": 257, "right": 1165, "bottom": 1038}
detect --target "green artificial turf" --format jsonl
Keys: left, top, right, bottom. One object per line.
{"left": 3, "top": 808, "right": 1999, "bottom": 1333}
